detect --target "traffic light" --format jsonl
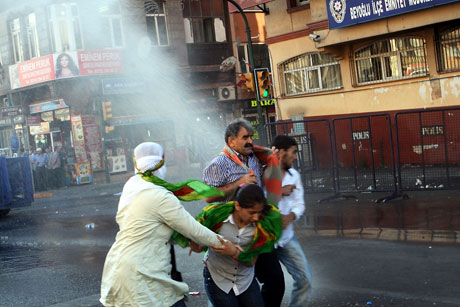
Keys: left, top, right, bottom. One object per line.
{"left": 102, "top": 101, "right": 115, "bottom": 134}
{"left": 256, "top": 69, "right": 272, "bottom": 101}
{"left": 239, "top": 73, "right": 255, "bottom": 92}
{"left": 102, "top": 101, "right": 113, "bottom": 122}
{"left": 105, "top": 126, "right": 115, "bottom": 134}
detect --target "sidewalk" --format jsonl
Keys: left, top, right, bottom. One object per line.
{"left": 298, "top": 189, "right": 460, "bottom": 244}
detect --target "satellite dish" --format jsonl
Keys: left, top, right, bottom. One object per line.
{"left": 220, "top": 56, "right": 237, "bottom": 72}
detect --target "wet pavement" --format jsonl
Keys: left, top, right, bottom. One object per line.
{"left": 1, "top": 182, "right": 460, "bottom": 306}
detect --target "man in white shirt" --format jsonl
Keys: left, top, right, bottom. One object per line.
{"left": 272, "top": 135, "right": 312, "bottom": 307}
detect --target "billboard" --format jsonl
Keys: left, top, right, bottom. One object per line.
{"left": 9, "top": 50, "right": 124, "bottom": 89}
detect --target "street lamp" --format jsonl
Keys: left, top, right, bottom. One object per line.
{"left": 226, "top": 0, "right": 267, "bottom": 145}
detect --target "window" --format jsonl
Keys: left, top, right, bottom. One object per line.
{"left": 184, "top": 18, "right": 226, "bottom": 43}
{"left": 437, "top": 26, "right": 460, "bottom": 72}
{"left": 280, "top": 53, "right": 342, "bottom": 96}
{"left": 10, "top": 18, "right": 24, "bottom": 63}
{"left": 238, "top": 44, "right": 270, "bottom": 73}
{"left": 100, "top": 1, "right": 124, "bottom": 48}
{"left": 286, "top": 0, "right": 310, "bottom": 12}
{"left": 26, "top": 13, "right": 40, "bottom": 59}
{"left": 354, "top": 37, "right": 428, "bottom": 85}
{"left": 145, "top": 0, "right": 168, "bottom": 46}
{"left": 182, "top": 0, "right": 226, "bottom": 44}
{"left": 48, "top": 3, "right": 83, "bottom": 52}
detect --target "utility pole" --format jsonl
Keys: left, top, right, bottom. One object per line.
{"left": 227, "top": 0, "right": 267, "bottom": 145}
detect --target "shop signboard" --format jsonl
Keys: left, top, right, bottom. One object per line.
{"left": 29, "top": 122, "right": 50, "bottom": 135}
{"left": 327, "top": 0, "right": 460, "bottom": 29}
{"left": 27, "top": 115, "right": 42, "bottom": 126}
{"left": 8, "top": 49, "right": 124, "bottom": 90}
{"left": 16, "top": 55, "right": 55, "bottom": 88}
{"left": 78, "top": 50, "right": 124, "bottom": 76}
{"left": 102, "top": 78, "right": 145, "bottom": 95}
{"left": 1, "top": 106, "right": 21, "bottom": 117}
{"left": 29, "top": 99, "right": 69, "bottom": 114}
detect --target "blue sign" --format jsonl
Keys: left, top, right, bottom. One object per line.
{"left": 102, "top": 78, "right": 145, "bottom": 95}
{"left": 327, "top": 0, "right": 460, "bottom": 29}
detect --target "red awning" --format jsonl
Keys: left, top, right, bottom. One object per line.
{"left": 228, "top": 0, "right": 272, "bottom": 13}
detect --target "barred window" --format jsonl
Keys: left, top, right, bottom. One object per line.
{"left": 145, "top": 0, "right": 169, "bottom": 46}
{"left": 354, "top": 37, "right": 428, "bottom": 85}
{"left": 280, "top": 53, "right": 342, "bottom": 96}
{"left": 437, "top": 26, "right": 460, "bottom": 72}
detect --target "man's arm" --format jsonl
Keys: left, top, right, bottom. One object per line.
{"left": 282, "top": 170, "right": 306, "bottom": 228}
{"left": 205, "top": 172, "right": 258, "bottom": 203}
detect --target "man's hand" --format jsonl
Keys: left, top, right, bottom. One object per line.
{"left": 239, "top": 173, "right": 258, "bottom": 185}
{"left": 282, "top": 184, "right": 296, "bottom": 196}
{"left": 282, "top": 212, "right": 296, "bottom": 229}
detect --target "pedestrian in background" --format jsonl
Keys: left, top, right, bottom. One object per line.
{"left": 34, "top": 148, "right": 48, "bottom": 191}
{"left": 49, "top": 146, "right": 61, "bottom": 189}
{"left": 271, "top": 135, "right": 312, "bottom": 307}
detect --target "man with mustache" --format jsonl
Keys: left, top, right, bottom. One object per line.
{"left": 203, "top": 118, "right": 285, "bottom": 307}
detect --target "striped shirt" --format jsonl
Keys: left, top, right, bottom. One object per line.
{"left": 203, "top": 153, "right": 263, "bottom": 202}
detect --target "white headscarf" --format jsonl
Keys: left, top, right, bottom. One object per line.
{"left": 133, "top": 142, "right": 167, "bottom": 179}
{"left": 117, "top": 142, "right": 167, "bottom": 211}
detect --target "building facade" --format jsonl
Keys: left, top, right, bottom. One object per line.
{"left": 0, "top": 0, "right": 240, "bottom": 184}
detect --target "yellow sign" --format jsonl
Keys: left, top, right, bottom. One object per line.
{"left": 250, "top": 99, "right": 275, "bottom": 108}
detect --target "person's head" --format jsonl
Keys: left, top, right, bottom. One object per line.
{"left": 225, "top": 118, "right": 254, "bottom": 156}
{"left": 56, "top": 145, "right": 62, "bottom": 152}
{"left": 133, "top": 142, "right": 167, "bottom": 179}
{"left": 37, "top": 148, "right": 43, "bottom": 155}
{"left": 233, "top": 184, "right": 267, "bottom": 226}
{"left": 45, "top": 147, "right": 51, "bottom": 154}
{"left": 271, "top": 135, "right": 298, "bottom": 170}
{"left": 19, "top": 148, "right": 24, "bottom": 154}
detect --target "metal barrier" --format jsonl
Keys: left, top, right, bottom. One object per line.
{"left": 395, "top": 107, "right": 460, "bottom": 191}
{"left": 265, "top": 119, "right": 335, "bottom": 194}
{"left": 332, "top": 114, "right": 397, "bottom": 199}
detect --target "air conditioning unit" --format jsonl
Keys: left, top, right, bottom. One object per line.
{"left": 217, "top": 86, "right": 235, "bottom": 101}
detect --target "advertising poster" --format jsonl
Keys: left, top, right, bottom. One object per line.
{"left": 53, "top": 51, "right": 80, "bottom": 79}
{"left": 78, "top": 50, "right": 124, "bottom": 76}
{"left": 17, "top": 55, "right": 55, "bottom": 88}
{"left": 75, "top": 162, "right": 92, "bottom": 184}
{"left": 82, "top": 115, "right": 103, "bottom": 170}
{"left": 71, "top": 115, "right": 88, "bottom": 164}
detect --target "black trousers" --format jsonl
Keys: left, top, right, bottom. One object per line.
{"left": 255, "top": 251, "right": 285, "bottom": 307}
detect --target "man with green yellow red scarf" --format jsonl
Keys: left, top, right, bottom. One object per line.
{"left": 203, "top": 118, "right": 286, "bottom": 307}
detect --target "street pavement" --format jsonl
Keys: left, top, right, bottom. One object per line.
{"left": 1, "top": 179, "right": 460, "bottom": 307}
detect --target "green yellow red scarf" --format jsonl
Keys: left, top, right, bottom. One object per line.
{"left": 220, "top": 144, "right": 282, "bottom": 205}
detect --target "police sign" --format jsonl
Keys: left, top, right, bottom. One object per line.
{"left": 327, "top": 0, "right": 460, "bottom": 29}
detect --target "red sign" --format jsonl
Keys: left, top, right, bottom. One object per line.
{"left": 228, "top": 0, "right": 272, "bottom": 12}
{"left": 78, "top": 50, "right": 124, "bottom": 76}
{"left": 27, "top": 115, "right": 42, "bottom": 126}
{"left": 18, "top": 55, "right": 55, "bottom": 87}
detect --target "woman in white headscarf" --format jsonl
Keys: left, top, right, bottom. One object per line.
{"left": 100, "top": 142, "right": 233, "bottom": 307}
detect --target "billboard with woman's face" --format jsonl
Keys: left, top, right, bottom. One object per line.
{"left": 54, "top": 52, "right": 80, "bottom": 79}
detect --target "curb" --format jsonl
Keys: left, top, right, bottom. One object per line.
{"left": 298, "top": 227, "right": 460, "bottom": 244}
